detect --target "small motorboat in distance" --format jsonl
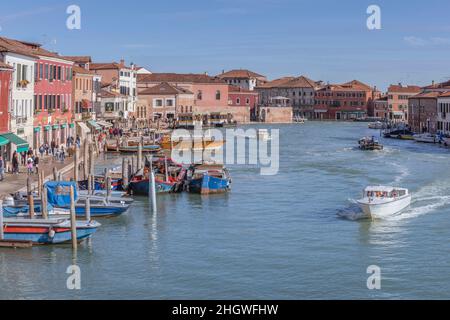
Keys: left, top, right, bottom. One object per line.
{"left": 368, "top": 121, "right": 385, "bottom": 129}
{"left": 413, "top": 133, "right": 437, "bottom": 143}
{"left": 359, "top": 136, "right": 383, "bottom": 151}
{"left": 357, "top": 186, "right": 411, "bottom": 219}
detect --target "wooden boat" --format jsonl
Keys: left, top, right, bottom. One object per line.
{"left": 107, "top": 144, "right": 161, "bottom": 153}
{"left": 78, "top": 176, "right": 124, "bottom": 191}
{"left": 413, "top": 133, "right": 437, "bottom": 143}
{"left": 48, "top": 181, "right": 130, "bottom": 217}
{"left": 384, "top": 129, "right": 414, "bottom": 140}
{"left": 129, "top": 158, "right": 186, "bottom": 195}
{"left": 1, "top": 218, "right": 100, "bottom": 244}
{"left": 359, "top": 137, "right": 383, "bottom": 151}
{"left": 187, "top": 164, "right": 231, "bottom": 195}
{"left": 159, "top": 133, "right": 225, "bottom": 151}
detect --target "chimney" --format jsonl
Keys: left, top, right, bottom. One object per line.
{"left": 222, "top": 69, "right": 225, "bottom": 74}
{"left": 204, "top": 72, "right": 208, "bottom": 76}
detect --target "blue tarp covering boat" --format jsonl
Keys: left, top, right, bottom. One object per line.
{"left": 45, "top": 181, "right": 78, "bottom": 207}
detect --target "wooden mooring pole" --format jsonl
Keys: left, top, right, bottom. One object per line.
{"left": 85, "top": 196, "right": 91, "bottom": 222}
{"left": 74, "top": 146, "right": 79, "bottom": 183}
{"left": 70, "top": 186, "right": 77, "bottom": 250}
{"left": 27, "top": 177, "right": 35, "bottom": 219}
{"left": 137, "top": 141, "right": 143, "bottom": 171}
{"left": 89, "top": 143, "right": 95, "bottom": 177}
{"left": 53, "top": 167, "right": 58, "bottom": 181}
{"left": 122, "top": 158, "right": 129, "bottom": 191}
{"left": 106, "top": 176, "right": 112, "bottom": 199}
{"left": 84, "top": 140, "right": 89, "bottom": 180}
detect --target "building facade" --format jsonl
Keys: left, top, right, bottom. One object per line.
{"left": 217, "top": 69, "right": 266, "bottom": 91}
{"left": 228, "top": 85, "right": 258, "bottom": 122}
{"left": 314, "top": 80, "right": 380, "bottom": 120}
{"left": 0, "top": 62, "right": 12, "bottom": 134}
{"left": 89, "top": 60, "right": 137, "bottom": 121}
{"left": 32, "top": 54, "right": 74, "bottom": 149}
{"left": 386, "top": 84, "right": 421, "bottom": 123}
{"left": 256, "top": 76, "right": 319, "bottom": 119}
{"left": 408, "top": 92, "right": 440, "bottom": 134}
{"left": 373, "top": 96, "right": 389, "bottom": 120}
{"left": 436, "top": 92, "right": 450, "bottom": 135}
{"left": 0, "top": 46, "right": 36, "bottom": 145}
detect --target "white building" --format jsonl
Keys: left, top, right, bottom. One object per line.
{"left": 217, "top": 69, "right": 266, "bottom": 91}
{"left": 1, "top": 51, "right": 36, "bottom": 145}
{"left": 437, "top": 92, "right": 450, "bottom": 134}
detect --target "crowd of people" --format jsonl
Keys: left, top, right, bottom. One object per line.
{"left": 0, "top": 135, "right": 80, "bottom": 181}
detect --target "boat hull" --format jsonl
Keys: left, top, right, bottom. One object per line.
{"left": 358, "top": 195, "right": 411, "bottom": 219}
{"left": 2, "top": 225, "right": 98, "bottom": 244}
{"left": 129, "top": 179, "right": 175, "bottom": 195}
{"left": 189, "top": 174, "right": 230, "bottom": 195}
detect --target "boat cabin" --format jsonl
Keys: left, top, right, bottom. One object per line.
{"left": 363, "top": 186, "right": 408, "bottom": 199}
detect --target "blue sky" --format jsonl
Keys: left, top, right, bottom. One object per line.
{"left": 1, "top": 0, "right": 449, "bottom": 91}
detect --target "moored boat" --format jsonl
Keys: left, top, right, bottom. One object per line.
{"left": 413, "top": 133, "right": 437, "bottom": 143}
{"left": 129, "top": 157, "right": 186, "bottom": 195}
{"left": 1, "top": 218, "right": 100, "bottom": 244}
{"left": 187, "top": 164, "right": 231, "bottom": 195}
{"left": 357, "top": 186, "right": 411, "bottom": 219}
{"left": 368, "top": 121, "right": 385, "bottom": 129}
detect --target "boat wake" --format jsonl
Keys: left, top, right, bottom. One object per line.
{"left": 383, "top": 182, "right": 450, "bottom": 221}
{"left": 390, "top": 163, "right": 410, "bottom": 184}
{"left": 336, "top": 200, "right": 368, "bottom": 221}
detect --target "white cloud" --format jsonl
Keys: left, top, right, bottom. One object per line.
{"left": 404, "top": 36, "right": 450, "bottom": 47}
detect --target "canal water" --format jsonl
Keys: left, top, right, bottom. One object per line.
{"left": 2, "top": 122, "right": 450, "bottom": 300}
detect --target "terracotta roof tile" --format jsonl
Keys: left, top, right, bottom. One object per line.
{"left": 73, "top": 65, "right": 95, "bottom": 75}
{"left": 410, "top": 91, "right": 442, "bottom": 99}
{"left": 388, "top": 84, "right": 422, "bottom": 93}
{"left": 218, "top": 69, "right": 265, "bottom": 79}
{"left": 137, "top": 73, "right": 226, "bottom": 84}
{"left": 61, "top": 56, "right": 92, "bottom": 63}
{"left": 0, "top": 61, "right": 13, "bottom": 69}
{"left": 140, "top": 82, "right": 193, "bottom": 95}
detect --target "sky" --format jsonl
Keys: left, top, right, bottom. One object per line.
{"left": 0, "top": 0, "right": 449, "bottom": 91}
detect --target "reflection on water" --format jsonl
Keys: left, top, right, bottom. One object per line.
{"left": 2, "top": 122, "right": 450, "bottom": 299}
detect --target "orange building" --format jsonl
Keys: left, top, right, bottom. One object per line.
{"left": 314, "top": 80, "right": 380, "bottom": 120}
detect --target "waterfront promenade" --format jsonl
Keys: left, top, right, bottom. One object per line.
{"left": 0, "top": 155, "right": 75, "bottom": 199}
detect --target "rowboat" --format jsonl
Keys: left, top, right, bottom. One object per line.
{"left": 187, "top": 164, "right": 231, "bottom": 195}
{"left": 1, "top": 218, "right": 100, "bottom": 244}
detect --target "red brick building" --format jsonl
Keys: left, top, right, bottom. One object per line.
{"left": 228, "top": 85, "right": 259, "bottom": 120}
{"left": 408, "top": 91, "right": 441, "bottom": 134}
{"left": 314, "top": 80, "right": 380, "bottom": 120}
{"left": 0, "top": 62, "right": 13, "bottom": 134}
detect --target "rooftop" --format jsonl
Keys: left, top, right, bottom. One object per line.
{"left": 137, "top": 73, "right": 226, "bottom": 84}
{"left": 218, "top": 69, "right": 265, "bottom": 79}
{"left": 140, "top": 82, "right": 193, "bottom": 95}
{"left": 388, "top": 84, "right": 422, "bottom": 93}
{"left": 0, "top": 61, "right": 13, "bottom": 69}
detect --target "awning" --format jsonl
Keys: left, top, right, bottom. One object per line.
{"left": 53, "top": 125, "right": 60, "bottom": 130}
{"left": 44, "top": 125, "right": 52, "bottom": 131}
{"left": 88, "top": 120, "right": 102, "bottom": 131}
{"left": 0, "top": 136, "right": 9, "bottom": 146}
{"left": 96, "top": 120, "right": 113, "bottom": 128}
{"left": 70, "top": 123, "right": 75, "bottom": 128}
{"left": 0, "top": 133, "right": 29, "bottom": 153}
{"left": 77, "top": 122, "right": 91, "bottom": 135}
{"left": 61, "top": 124, "right": 67, "bottom": 129}
{"left": 34, "top": 127, "right": 41, "bottom": 132}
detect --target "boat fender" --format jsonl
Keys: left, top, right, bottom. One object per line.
{"left": 48, "top": 228, "right": 56, "bottom": 239}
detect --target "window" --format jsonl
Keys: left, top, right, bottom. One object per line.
{"left": 216, "top": 90, "right": 221, "bottom": 100}
{"left": 236, "top": 98, "right": 240, "bottom": 105}
{"left": 39, "top": 64, "right": 43, "bottom": 79}
{"left": 154, "top": 99, "right": 163, "bottom": 107}
{"left": 197, "top": 90, "right": 202, "bottom": 100}
{"left": 246, "top": 98, "right": 250, "bottom": 105}
{"left": 58, "top": 66, "right": 61, "bottom": 80}
{"left": 166, "top": 99, "right": 174, "bottom": 107}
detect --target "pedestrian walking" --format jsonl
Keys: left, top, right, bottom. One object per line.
{"left": 26, "top": 156, "right": 34, "bottom": 175}
{"left": 34, "top": 154, "right": 40, "bottom": 174}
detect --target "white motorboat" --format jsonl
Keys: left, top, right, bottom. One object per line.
{"left": 257, "top": 129, "right": 271, "bottom": 141}
{"left": 413, "top": 133, "right": 437, "bottom": 143}
{"left": 357, "top": 186, "right": 411, "bottom": 219}
{"left": 368, "top": 121, "right": 384, "bottom": 129}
